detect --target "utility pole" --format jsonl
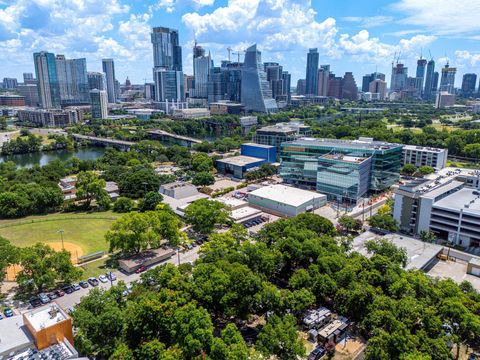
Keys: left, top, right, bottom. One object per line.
{"left": 57, "top": 229, "right": 65, "bottom": 250}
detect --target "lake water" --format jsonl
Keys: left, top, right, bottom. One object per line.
{"left": 0, "top": 147, "right": 107, "bottom": 168}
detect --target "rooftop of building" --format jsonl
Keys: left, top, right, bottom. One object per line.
{"left": 249, "top": 184, "right": 326, "bottom": 207}
{"left": 434, "top": 187, "right": 480, "bottom": 214}
{"left": 0, "top": 315, "right": 33, "bottom": 356}
{"left": 284, "top": 137, "right": 402, "bottom": 151}
{"left": 320, "top": 152, "right": 371, "bottom": 164}
{"left": 352, "top": 231, "right": 444, "bottom": 270}
{"left": 420, "top": 180, "right": 464, "bottom": 200}
{"left": 403, "top": 144, "right": 447, "bottom": 153}
{"left": 216, "top": 196, "right": 248, "bottom": 209}
{"left": 217, "top": 155, "right": 265, "bottom": 166}
{"left": 25, "top": 303, "right": 68, "bottom": 332}
{"left": 230, "top": 206, "right": 262, "bottom": 221}
{"left": 242, "top": 142, "right": 275, "bottom": 149}
{"left": 257, "top": 122, "right": 310, "bottom": 134}
{"left": 160, "top": 182, "right": 197, "bottom": 190}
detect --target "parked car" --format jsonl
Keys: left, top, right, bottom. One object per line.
{"left": 54, "top": 289, "right": 65, "bottom": 297}
{"left": 308, "top": 346, "right": 325, "bottom": 360}
{"left": 38, "top": 293, "right": 50, "bottom": 304}
{"left": 88, "top": 277, "right": 99, "bottom": 286}
{"left": 0, "top": 314, "right": 3, "bottom": 320}
{"left": 4, "top": 308, "right": 14, "bottom": 317}
{"left": 98, "top": 275, "right": 108, "bottom": 283}
{"left": 106, "top": 272, "right": 116, "bottom": 281}
{"left": 135, "top": 265, "right": 147, "bottom": 274}
{"left": 72, "top": 283, "right": 81, "bottom": 291}
{"left": 79, "top": 281, "right": 89, "bottom": 288}
{"left": 29, "top": 296, "right": 42, "bottom": 308}
{"left": 62, "top": 285, "right": 74, "bottom": 294}
{"left": 48, "top": 292, "right": 58, "bottom": 300}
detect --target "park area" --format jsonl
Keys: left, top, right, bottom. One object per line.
{"left": 0, "top": 212, "right": 118, "bottom": 264}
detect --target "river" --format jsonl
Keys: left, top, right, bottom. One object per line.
{"left": 0, "top": 147, "right": 107, "bottom": 168}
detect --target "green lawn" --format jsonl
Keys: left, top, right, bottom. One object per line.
{"left": 0, "top": 212, "right": 119, "bottom": 255}
{"left": 79, "top": 258, "right": 115, "bottom": 278}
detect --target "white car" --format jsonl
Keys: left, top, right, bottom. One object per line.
{"left": 98, "top": 275, "right": 108, "bottom": 283}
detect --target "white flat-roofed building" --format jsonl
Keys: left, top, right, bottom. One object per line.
{"left": 402, "top": 145, "right": 448, "bottom": 170}
{"left": 230, "top": 206, "right": 263, "bottom": 223}
{"left": 247, "top": 184, "right": 327, "bottom": 217}
{"left": 172, "top": 107, "right": 210, "bottom": 119}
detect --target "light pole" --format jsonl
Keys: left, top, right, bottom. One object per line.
{"left": 57, "top": 229, "right": 65, "bottom": 250}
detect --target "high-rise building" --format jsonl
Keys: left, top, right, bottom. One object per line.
{"left": 405, "top": 77, "right": 423, "bottom": 99}
{"left": 89, "top": 89, "right": 108, "bottom": 119}
{"left": 369, "top": 79, "right": 387, "bottom": 100}
{"left": 241, "top": 44, "right": 278, "bottom": 113}
{"left": 416, "top": 58, "right": 427, "bottom": 96}
{"left": 2, "top": 77, "right": 18, "bottom": 89}
{"left": 341, "top": 72, "right": 358, "bottom": 100}
{"left": 102, "top": 59, "right": 117, "bottom": 103}
{"left": 296, "top": 79, "right": 306, "bottom": 95}
{"left": 361, "top": 72, "right": 385, "bottom": 93}
{"left": 191, "top": 43, "right": 211, "bottom": 98}
{"left": 305, "top": 48, "right": 319, "bottom": 95}
{"left": 17, "top": 84, "right": 40, "bottom": 107}
{"left": 55, "top": 55, "right": 89, "bottom": 105}
{"left": 264, "top": 62, "right": 290, "bottom": 104}
{"left": 207, "top": 61, "right": 243, "bottom": 104}
{"left": 461, "top": 73, "right": 477, "bottom": 97}
{"left": 424, "top": 59, "right": 436, "bottom": 99}
{"left": 153, "top": 68, "right": 184, "bottom": 102}
{"left": 390, "top": 63, "right": 408, "bottom": 92}
{"left": 151, "top": 27, "right": 184, "bottom": 104}
{"left": 439, "top": 63, "right": 456, "bottom": 94}
{"left": 433, "top": 72, "right": 439, "bottom": 93}
{"left": 144, "top": 82, "right": 155, "bottom": 100}
{"left": 327, "top": 74, "right": 342, "bottom": 99}
{"left": 34, "top": 51, "right": 61, "bottom": 109}
{"left": 23, "top": 73, "right": 34, "bottom": 82}
{"left": 87, "top": 72, "right": 107, "bottom": 91}
{"left": 317, "top": 65, "right": 330, "bottom": 96}
{"left": 151, "top": 27, "right": 182, "bottom": 71}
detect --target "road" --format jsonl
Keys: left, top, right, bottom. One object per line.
{"left": 51, "top": 247, "right": 200, "bottom": 310}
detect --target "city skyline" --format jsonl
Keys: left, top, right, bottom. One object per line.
{"left": 1, "top": 0, "right": 480, "bottom": 86}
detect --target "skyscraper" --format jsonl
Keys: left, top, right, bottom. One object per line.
{"left": 390, "top": 63, "right": 408, "bottom": 92}
{"left": 151, "top": 27, "right": 184, "bottom": 103}
{"left": 424, "top": 59, "right": 436, "bottom": 99}
{"left": 23, "top": 73, "right": 34, "bottom": 82}
{"left": 296, "top": 79, "right": 306, "bottom": 95}
{"left": 151, "top": 27, "right": 182, "bottom": 71}
{"left": 317, "top": 65, "right": 330, "bottom": 96}
{"left": 241, "top": 44, "right": 278, "bottom": 113}
{"left": 369, "top": 79, "right": 387, "bottom": 100}
{"left": 341, "top": 72, "right": 358, "bottom": 100}
{"left": 55, "top": 55, "right": 89, "bottom": 104}
{"left": 34, "top": 51, "right": 61, "bottom": 109}
{"left": 416, "top": 58, "right": 427, "bottom": 96}
{"left": 305, "top": 48, "right": 319, "bottom": 95}
{"left": 87, "top": 72, "right": 107, "bottom": 91}
{"left": 433, "top": 72, "right": 439, "bottom": 93}
{"left": 2, "top": 78, "right": 17, "bottom": 89}
{"left": 327, "top": 73, "right": 342, "bottom": 99}
{"left": 89, "top": 89, "right": 108, "bottom": 119}
{"left": 191, "top": 42, "right": 211, "bottom": 98}
{"left": 440, "top": 63, "right": 456, "bottom": 94}
{"left": 461, "top": 73, "right": 477, "bottom": 97}
{"left": 361, "top": 72, "right": 385, "bottom": 93}
{"left": 102, "top": 59, "right": 117, "bottom": 103}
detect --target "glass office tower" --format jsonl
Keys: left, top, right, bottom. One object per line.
{"left": 34, "top": 51, "right": 61, "bottom": 109}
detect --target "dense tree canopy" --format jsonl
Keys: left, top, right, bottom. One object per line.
{"left": 184, "top": 199, "right": 230, "bottom": 235}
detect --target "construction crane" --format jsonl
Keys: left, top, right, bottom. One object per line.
{"left": 231, "top": 49, "right": 245, "bottom": 64}
{"left": 227, "top": 47, "right": 232, "bottom": 62}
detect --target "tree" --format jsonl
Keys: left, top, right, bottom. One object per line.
{"left": 192, "top": 172, "right": 215, "bottom": 186}
{"left": 0, "top": 191, "right": 31, "bottom": 218}
{"left": 418, "top": 165, "right": 434, "bottom": 176}
{"left": 365, "top": 238, "right": 408, "bottom": 267}
{"left": 0, "top": 237, "right": 18, "bottom": 285}
{"left": 17, "top": 243, "right": 82, "bottom": 292}
{"left": 191, "top": 153, "right": 214, "bottom": 172}
{"left": 420, "top": 230, "right": 437, "bottom": 243}
{"left": 292, "top": 213, "right": 336, "bottom": 236}
{"left": 113, "top": 197, "right": 136, "bottom": 213}
{"left": 401, "top": 164, "right": 417, "bottom": 176}
{"left": 211, "top": 324, "right": 249, "bottom": 360}
{"left": 368, "top": 214, "right": 399, "bottom": 232}
{"left": 106, "top": 210, "right": 180, "bottom": 254}
{"left": 76, "top": 171, "right": 109, "bottom": 209}
{"left": 338, "top": 215, "right": 362, "bottom": 232}
{"left": 256, "top": 314, "right": 305, "bottom": 360}
{"left": 139, "top": 191, "right": 164, "bottom": 212}
{"left": 184, "top": 199, "right": 229, "bottom": 235}
{"left": 118, "top": 165, "right": 161, "bottom": 198}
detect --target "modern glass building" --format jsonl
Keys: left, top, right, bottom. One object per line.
{"left": 55, "top": 55, "right": 89, "bottom": 105}
{"left": 440, "top": 64, "right": 456, "bottom": 94}
{"left": 241, "top": 44, "right": 278, "bottom": 113}
{"left": 102, "top": 59, "right": 117, "bottom": 103}
{"left": 280, "top": 137, "right": 403, "bottom": 204}
{"left": 89, "top": 89, "right": 108, "bottom": 119}
{"left": 88, "top": 72, "right": 107, "bottom": 91}
{"left": 151, "top": 27, "right": 182, "bottom": 71}
{"left": 153, "top": 68, "right": 184, "bottom": 102}
{"left": 424, "top": 59, "right": 436, "bottom": 99}
{"left": 34, "top": 51, "right": 61, "bottom": 109}
{"left": 253, "top": 122, "right": 311, "bottom": 149}
{"left": 191, "top": 43, "right": 211, "bottom": 99}
{"left": 305, "top": 48, "right": 319, "bottom": 95}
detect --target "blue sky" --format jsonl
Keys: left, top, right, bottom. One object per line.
{"left": 1, "top": 0, "right": 480, "bottom": 87}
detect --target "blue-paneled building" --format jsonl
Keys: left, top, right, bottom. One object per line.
{"left": 241, "top": 143, "right": 277, "bottom": 163}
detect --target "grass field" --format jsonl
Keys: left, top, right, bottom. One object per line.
{"left": 0, "top": 212, "right": 119, "bottom": 255}
{"left": 79, "top": 258, "right": 116, "bottom": 278}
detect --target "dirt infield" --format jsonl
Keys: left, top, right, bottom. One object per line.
{"left": 47, "top": 242, "right": 84, "bottom": 264}
{"left": 4, "top": 242, "right": 84, "bottom": 281}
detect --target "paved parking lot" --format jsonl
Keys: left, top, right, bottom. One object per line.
{"left": 427, "top": 258, "right": 480, "bottom": 291}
